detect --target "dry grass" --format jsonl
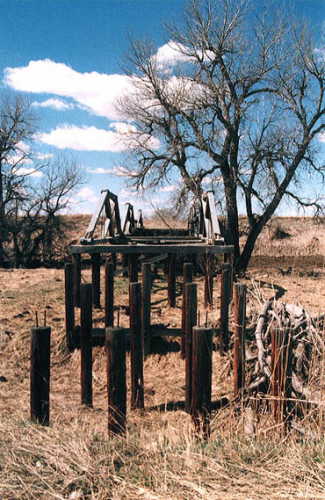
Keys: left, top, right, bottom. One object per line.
{"left": 0, "top": 217, "right": 325, "bottom": 499}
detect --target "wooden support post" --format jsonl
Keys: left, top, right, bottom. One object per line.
{"left": 181, "top": 263, "right": 193, "bottom": 358}
{"left": 141, "top": 263, "right": 151, "bottom": 355}
{"left": 30, "top": 326, "right": 51, "bottom": 426}
{"left": 106, "top": 327, "right": 127, "bottom": 434}
{"left": 105, "top": 260, "right": 114, "bottom": 327}
{"left": 204, "top": 255, "right": 213, "bottom": 308}
{"left": 122, "top": 253, "right": 128, "bottom": 277}
{"left": 220, "top": 264, "right": 231, "bottom": 351}
{"left": 129, "top": 282, "right": 144, "bottom": 410}
{"left": 91, "top": 253, "right": 101, "bottom": 308}
{"left": 72, "top": 254, "right": 81, "bottom": 308}
{"left": 233, "top": 284, "right": 246, "bottom": 397}
{"left": 168, "top": 254, "right": 176, "bottom": 307}
{"left": 191, "top": 326, "right": 213, "bottom": 438}
{"left": 80, "top": 284, "right": 93, "bottom": 407}
{"left": 65, "top": 262, "right": 75, "bottom": 351}
{"left": 185, "top": 282, "right": 197, "bottom": 412}
{"left": 129, "top": 254, "right": 139, "bottom": 283}
{"left": 271, "top": 328, "right": 293, "bottom": 428}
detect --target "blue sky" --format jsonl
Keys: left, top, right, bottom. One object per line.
{"left": 0, "top": 0, "right": 324, "bottom": 216}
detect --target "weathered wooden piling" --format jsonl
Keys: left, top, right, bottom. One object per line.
{"left": 128, "top": 254, "right": 139, "bottom": 283}
{"left": 220, "top": 264, "right": 232, "bottom": 351}
{"left": 65, "top": 262, "right": 75, "bottom": 351}
{"left": 105, "top": 260, "right": 114, "bottom": 327}
{"left": 204, "top": 255, "right": 213, "bottom": 308}
{"left": 168, "top": 254, "right": 176, "bottom": 307}
{"left": 129, "top": 282, "right": 144, "bottom": 410}
{"left": 185, "top": 282, "right": 197, "bottom": 412}
{"left": 181, "top": 262, "right": 193, "bottom": 358}
{"left": 141, "top": 263, "right": 151, "bottom": 355}
{"left": 233, "top": 284, "right": 246, "bottom": 397}
{"left": 91, "top": 253, "right": 101, "bottom": 308}
{"left": 72, "top": 254, "right": 81, "bottom": 308}
{"left": 191, "top": 326, "right": 213, "bottom": 438}
{"left": 30, "top": 326, "right": 51, "bottom": 425}
{"left": 106, "top": 326, "right": 127, "bottom": 434}
{"left": 80, "top": 283, "right": 93, "bottom": 407}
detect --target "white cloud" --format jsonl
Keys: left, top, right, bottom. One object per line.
{"left": 32, "top": 98, "right": 74, "bottom": 111}
{"left": 86, "top": 167, "right": 113, "bottom": 174}
{"left": 159, "top": 184, "right": 177, "bottom": 192}
{"left": 35, "top": 123, "right": 159, "bottom": 152}
{"left": 35, "top": 152, "right": 54, "bottom": 161}
{"left": 154, "top": 41, "right": 192, "bottom": 69}
{"left": 14, "top": 167, "right": 44, "bottom": 178}
{"left": 319, "top": 132, "right": 325, "bottom": 143}
{"left": 4, "top": 59, "right": 134, "bottom": 121}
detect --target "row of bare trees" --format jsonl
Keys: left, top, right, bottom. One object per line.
{"left": 118, "top": 0, "right": 325, "bottom": 273}
{"left": 0, "top": 94, "right": 82, "bottom": 267}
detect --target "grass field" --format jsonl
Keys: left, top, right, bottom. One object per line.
{"left": 0, "top": 216, "right": 324, "bottom": 499}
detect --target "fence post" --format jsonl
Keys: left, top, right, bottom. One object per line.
{"left": 191, "top": 326, "right": 213, "bottom": 438}
{"left": 141, "top": 263, "right": 151, "bottom": 355}
{"left": 80, "top": 284, "right": 93, "bottom": 407}
{"left": 181, "top": 262, "right": 193, "bottom": 358}
{"left": 30, "top": 326, "right": 51, "bottom": 426}
{"left": 129, "top": 282, "right": 144, "bottom": 410}
{"left": 233, "top": 284, "right": 246, "bottom": 398}
{"left": 185, "top": 282, "right": 197, "bottom": 412}
{"left": 168, "top": 254, "right": 177, "bottom": 307}
{"left": 91, "top": 253, "right": 101, "bottom": 308}
{"left": 106, "top": 327, "right": 127, "bottom": 434}
{"left": 65, "top": 262, "right": 75, "bottom": 351}
{"left": 128, "top": 254, "right": 139, "bottom": 283}
{"left": 72, "top": 254, "right": 81, "bottom": 308}
{"left": 204, "top": 255, "right": 213, "bottom": 308}
{"left": 220, "top": 264, "right": 232, "bottom": 351}
{"left": 105, "top": 259, "right": 114, "bottom": 327}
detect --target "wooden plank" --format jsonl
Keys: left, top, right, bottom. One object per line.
{"left": 70, "top": 244, "right": 234, "bottom": 256}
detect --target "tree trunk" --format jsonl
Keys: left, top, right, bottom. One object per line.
{"left": 223, "top": 176, "right": 240, "bottom": 263}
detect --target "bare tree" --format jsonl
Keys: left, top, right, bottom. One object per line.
{"left": 118, "top": 0, "right": 325, "bottom": 272}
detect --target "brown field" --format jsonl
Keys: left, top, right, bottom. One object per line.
{"left": 0, "top": 216, "right": 324, "bottom": 499}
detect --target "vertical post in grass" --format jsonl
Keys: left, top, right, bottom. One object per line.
{"left": 220, "top": 264, "right": 232, "bottom": 351}
{"left": 129, "top": 254, "right": 139, "bottom": 283}
{"left": 191, "top": 326, "right": 213, "bottom": 438}
{"left": 91, "top": 253, "right": 101, "bottom": 308}
{"left": 204, "top": 255, "right": 213, "bottom": 308}
{"left": 184, "top": 282, "right": 197, "bottom": 412}
{"left": 168, "top": 254, "right": 177, "bottom": 307}
{"left": 30, "top": 326, "right": 51, "bottom": 426}
{"left": 72, "top": 254, "right": 81, "bottom": 308}
{"left": 129, "top": 282, "right": 144, "bottom": 410}
{"left": 80, "top": 283, "right": 93, "bottom": 407}
{"left": 106, "top": 327, "right": 127, "bottom": 434}
{"left": 141, "top": 263, "right": 152, "bottom": 355}
{"left": 65, "top": 262, "right": 75, "bottom": 351}
{"left": 233, "top": 284, "right": 246, "bottom": 398}
{"left": 105, "top": 259, "right": 114, "bottom": 327}
{"left": 181, "top": 262, "right": 193, "bottom": 358}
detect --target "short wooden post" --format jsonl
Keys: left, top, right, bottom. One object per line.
{"left": 106, "top": 327, "right": 127, "bottom": 434}
{"left": 220, "top": 264, "right": 232, "bottom": 351}
{"left": 271, "top": 328, "right": 293, "bottom": 428}
{"left": 105, "top": 260, "right": 114, "bottom": 327}
{"left": 141, "top": 263, "right": 151, "bottom": 355}
{"left": 30, "top": 326, "right": 51, "bottom": 426}
{"left": 80, "top": 284, "right": 93, "bottom": 407}
{"left": 204, "top": 255, "right": 213, "bottom": 308}
{"left": 129, "top": 254, "right": 139, "bottom": 283}
{"left": 191, "top": 326, "right": 213, "bottom": 438}
{"left": 65, "top": 262, "right": 75, "bottom": 351}
{"left": 233, "top": 284, "right": 246, "bottom": 397}
{"left": 185, "top": 283, "right": 197, "bottom": 412}
{"left": 129, "top": 282, "right": 144, "bottom": 410}
{"left": 168, "top": 254, "right": 177, "bottom": 307}
{"left": 91, "top": 253, "right": 101, "bottom": 308}
{"left": 181, "top": 262, "right": 193, "bottom": 358}
{"left": 72, "top": 254, "right": 81, "bottom": 308}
